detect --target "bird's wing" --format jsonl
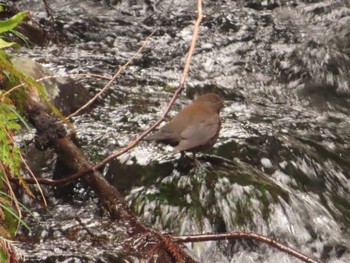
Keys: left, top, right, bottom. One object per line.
{"left": 143, "top": 129, "right": 178, "bottom": 145}
{"left": 175, "top": 114, "right": 220, "bottom": 152}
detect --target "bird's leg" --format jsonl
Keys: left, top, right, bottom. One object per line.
{"left": 180, "top": 151, "right": 186, "bottom": 159}
{"left": 192, "top": 152, "right": 201, "bottom": 167}
{"left": 179, "top": 151, "right": 202, "bottom": 168}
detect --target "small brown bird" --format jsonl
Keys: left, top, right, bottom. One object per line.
{"left": 145, "top": 93, "right": 224, "bottom": 161}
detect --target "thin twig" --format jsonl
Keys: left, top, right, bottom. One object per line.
{"left": 19, "top": 153, "right": 47, "bottom": 206}
{"left": 75, "top": 216, "right": 97, "bottom": 238}
{"left": 14, "top": 172, "right": 89, "bottom": 186}
{"left": 42, "top": 0, "right": 53, "bottom": 18}
{"left": 172, "top": 232, "right": 320, "bottom": 263}
{"left": 0, "top": 162, "right": 22, "bottom": 219}
{"left": 2, "top": 130, "right": 23, "bottom": 218}
{"left": 20, "top": 0, "right": 204, "bottom": 186}
{"left": 179, "top": 0, "right": 202, "bottom": 86}
{"left": 66, "top": 31, "right": 155, "bottom": 119}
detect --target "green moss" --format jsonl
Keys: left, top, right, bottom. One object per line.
{"left": 0, "top": 249, "right": 7, "bottom": 263}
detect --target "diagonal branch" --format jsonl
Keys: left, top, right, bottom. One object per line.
{"left": 66, "top": 31, "right": 155, "bottom": 119}
{"left": 172, "top": 232, "right": 320, "bottom": 263}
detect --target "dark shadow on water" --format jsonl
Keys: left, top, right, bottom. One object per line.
{"left": 106, "top": 148, "right": 290, "bottom": 232}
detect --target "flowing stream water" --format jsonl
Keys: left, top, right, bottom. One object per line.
{"left": 10, "top": 0, "right": 350, "bottom": 262}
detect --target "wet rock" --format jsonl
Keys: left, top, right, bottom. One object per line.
{"left": 11, "top": 56, "right": 92, "bottom": 116}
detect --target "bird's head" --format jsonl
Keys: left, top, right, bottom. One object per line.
{"left": 194, "top": 93, "right": 224, "bottom": 113}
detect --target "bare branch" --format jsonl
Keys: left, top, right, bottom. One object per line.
{"left": 172, "top": 232, "right": 320, "bottom": 263}
{"left": 42, "top": 0, "right": 53, "bottom": 17}
{"left": 66, "top": 31, "right": 155, "bottom": 119}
